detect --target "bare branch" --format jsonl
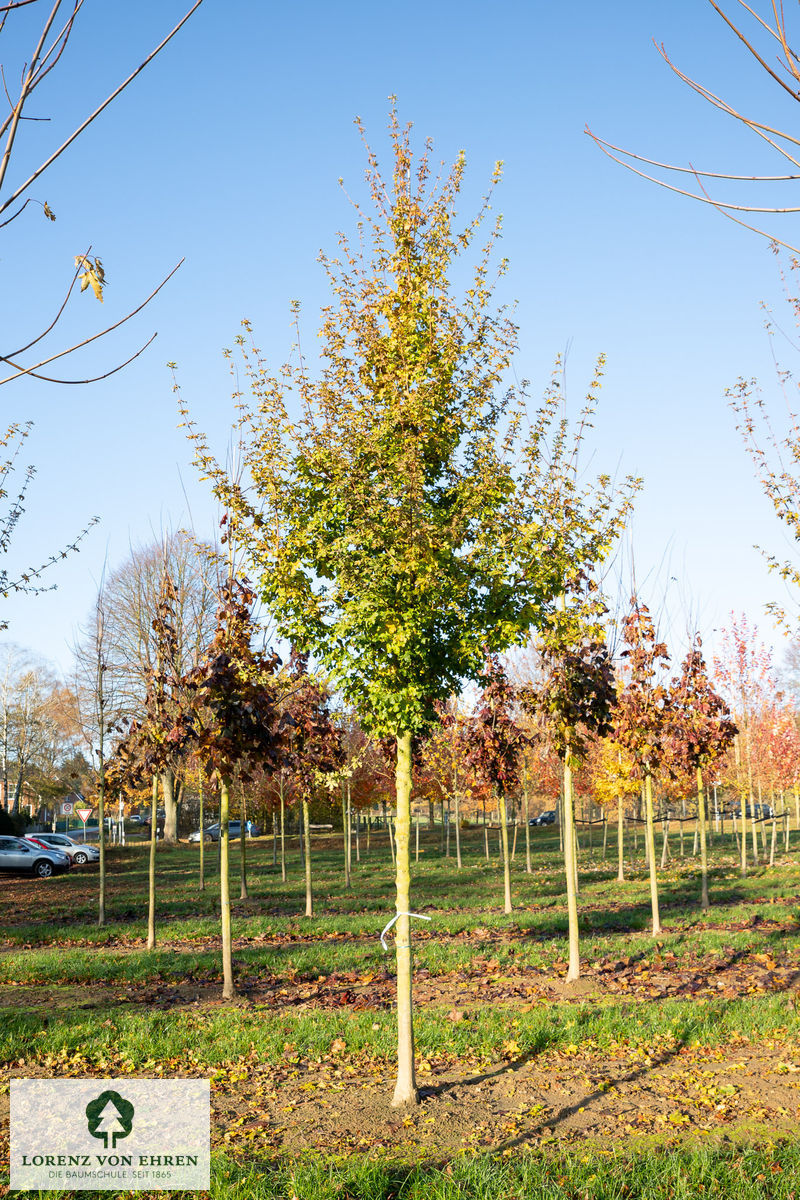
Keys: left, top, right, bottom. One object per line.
{"left": 586, "top": 130, "right": 800, "bottom": 215}
{"left": 0, "top": 0, "right": 204, "bottom": 215}
{"left": 0, "top": 1, "right": 64, "bottom": 195}
{"left": 703, "top": 1, "right": 800, "bottom": 98}
{"left": 0, "top": 332, "right": 157, "bottom": 385}
{"left": 583, "top": 133, "right": 800, "bottom": 182}
{"left": 0, "top": 258, "right": 183, "bottom": 386}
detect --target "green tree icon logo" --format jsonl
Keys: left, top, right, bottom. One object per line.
{"left": 85, "top": 1091, "right": 134, "bottom": 1149}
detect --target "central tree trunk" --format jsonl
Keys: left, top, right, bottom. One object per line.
{"left": 392, "top": 730, "right": 417, "bottom": 1107}
{"left": 97, "top": 762, "right": 106, "bottom": 928}
{"left": 240, "top": 790, "right": 249, "bottom": 901}
{"left": 563, "top": 748, "right": 580, "bottom": 982}
{"left": 697, "top": 767, "right": 709, "bottom": 911}
{"left": 199, "top": 775, "right": 205, "bottom": 890}
{"left": 342, "top": 785, "right": 351, "bottom": 889}
{"left": 523, "top": 762, "right": 532, "bottom": 874}
{"left": 617, "top": 796, "right": 625, "bottom": 883}
{"left": 279, "top": 773, "right": 286, "bottom": 882}
{"left": 220, "top": 777, "right": 234, "bottom": 1000}
{"left": 644, "top": 770, "right": 662, "bottom": 935}
{"left": 303, "top": 799, "right": 313, "bottom": 917}
{"left": 147, "top": 774, "right": 158, "bottom": 950}
{"left": 498, "top": 790, "right": 512, "bottom": 915}
{"left": 162, "top": 767, "right": 178, "bottom": 845}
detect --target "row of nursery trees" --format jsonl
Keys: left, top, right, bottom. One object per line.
{"left": 75, "top": 112, "right": 800, "bottom": 1109}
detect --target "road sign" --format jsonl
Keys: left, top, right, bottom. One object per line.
{"left": 76, "top": 807, "right": 92, "bottom": 823}
{"left": 61, "top": 802, "right": 73, "bottom": 815}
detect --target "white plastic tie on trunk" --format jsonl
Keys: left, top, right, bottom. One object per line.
{"left": 380, "top": 911, "right": 431, "bottom": 952}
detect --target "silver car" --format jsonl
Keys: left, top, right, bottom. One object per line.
{"left": 0, "top": 835, "right": 70, "bottom": 877}
{"left": 27, "top": 833, "right": 100, "bottom": 866}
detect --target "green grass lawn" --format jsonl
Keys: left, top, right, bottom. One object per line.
{"left": 2, "top": 821, "right": 800, "bottom": 1197}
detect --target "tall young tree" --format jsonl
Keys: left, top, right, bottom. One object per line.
{"left": 284, "top": 650, "right": 342, "bottom": 918}
{"left": 469, "top": 657, "right": 523, "bottom": 914}
{"left": 179, "top": 111, "right": 638, "bottom": 1107}
{"left": 615, "top": 598, "right": 673, "bottom": 936}
{"left": 176, "top": 579, "right": 285, "bottom": 999}
{"left": 669, "top": 636, "right": 737, "bottom": 910}
{"left": 713, "top": 614, "right": 774, "bottom": 873}
{"left": 100, "top": 532, "right": 218, "bottom": 843}
{"left": 533, "top": 581, "right": 616, "bottom": 980}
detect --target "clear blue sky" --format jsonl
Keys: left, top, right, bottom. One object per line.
{"left": 1, "top": 0, "right": 797, "bottom": 674}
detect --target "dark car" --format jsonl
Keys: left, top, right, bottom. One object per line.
{"left": 189, "top": 820, "right": 261, "bottom": 843}
{"left": 744, "top": 804, "right": 774, "bottom": 819}
{"left": 529, "top": 810, "right": 556, "bottom": 826}
{"left": 0, "top": 835, "right": 70, "bottom": 877}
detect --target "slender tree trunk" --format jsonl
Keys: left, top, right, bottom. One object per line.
{"left": 303, "top": 799, "right": 313, "bottom": 917}
{"left": 660, "top": 819, "right": 670, "bottom": 869}
{"left": 392, "top": 731, "right": 417, "bottom": 1108}
{"left": 750, "top": 803, "right": 760, "bottom": 867}
{"left": 563, "top": 750, "right": 580, "bottom": 982}
{"left": 97, "top": 762, "right": 106, "bottom": 929}
{"left": 388, "top": 814, "right": 396, "bottom": 867}
{"left": 272, "top": 812, "right": 277, "bottom": 868}
{"left": 428, "top": 798, "right": 434, "bottom": 830}
{"left": 523, "top": 763, "right": 532, "bottom": 875}
{"left": 240, "top": 793, "right": 248, "bottom": 901}
{"left": 679, "top": 800, "right": 685, "bottom": 858}
{"left": 739, "top": 788, "right": 749, "bottom": 875}
{"left": 199, "top": 775, "right": 205, "bottom": 890}
{"left": 602, "top": 812, "right": 608, "bottom": 861}
{"left": 497, "top": 791, "right": 512, "bottom": 915}
{"left": 511, "top": 816, "right": 518, "bottom": 862}
{"left": 483, "top": 802, "right": 489, "bottom": 860}
{"left": 279, "top": 775, "right": 286, "bottom": 882}
{"left": 347, "top": 781, "right": 353, "bottom": 880}
{"left": 355, "top": 806, "right": 361, "bottom": 862}
{"left": 758, "top": 782, "right": 768, "bottom": 855}
{"left": 785, "top": 808, "right": 790, "bottom": 852}
{"left": 454, "top": 789, "right": 462, "bottom": 870}
{"left": 445, "top": 799, "right": 451, "bottom": 857}
{"left": 147, "top": 774, "right": 158, "bottom": 950}
{"left": 794, "top": 782, "right": 799, "bottom": 832}
{"left": 342, "top": 791, "right": 351, "bottom": 890}
{"left": 697, "top": 767, "right": 709, "bottom": 911}
{"left": 162, "top": 767, "right": 177, "bottom": 845}
{"left": 644, "top": 771, "right": 662, "bottom": 936}
{"left": 617, "top": 798, "right": 625, "bottom": 883}
{"left": 770, "top": 814, "right": 777, "bottom": 867}
{"left": 220, "top": 777, "right": 234, "bottom": 1000}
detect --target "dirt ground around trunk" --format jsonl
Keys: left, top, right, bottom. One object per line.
{"left": 2, "top": 1036, "right": 799, "bottom": 1163}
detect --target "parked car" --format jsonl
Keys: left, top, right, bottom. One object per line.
{"left": 0, "top": 835, "right": 70, "bottom": 877}
{"left": 744, "top": 804, "right": 774, "bottom": 819}
{"left": 25, "top": 833, "right": 100, "bottom": 865}
{"left": 529, "top": 810, "right": 556, "bottom": 827}
{"left": 189, "top": 820, "right": 261, "bottom": 843}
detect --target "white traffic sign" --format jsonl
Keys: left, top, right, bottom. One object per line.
{"left": 76, "top": 807, "right": 92, "bottom": 823}
{"left": 61, "top": 801, "right": 73, "bottom": 815}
